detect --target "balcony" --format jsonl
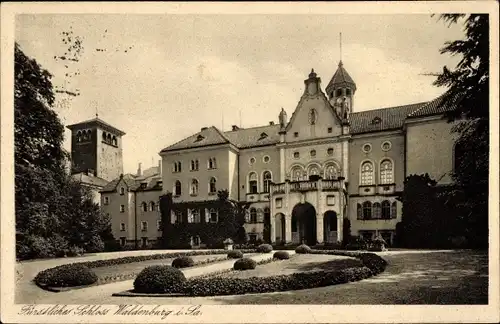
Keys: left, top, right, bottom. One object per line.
{"left": 270, "top": 178, "right": 343, "bottom": 195}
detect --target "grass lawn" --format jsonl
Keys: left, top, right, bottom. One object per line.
{"left": 217, "top": 254, "right": 363, "bottom": 279}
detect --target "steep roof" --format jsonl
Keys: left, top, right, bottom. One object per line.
{"left": 100, "top": 173, "right": 137, "bottom": 193}
{"left": 350, "top": 102, "right": 428, "bottom": 134}
{"left": 72, "top": 172, "right": 109, "bottom": 188}
{"left": 407, "top": 94, "right": 458, "bottom": 118}
{"left": 326, "top": 61, "right": 357, "bottom": 92}
{"left": 224, "top": 124, "right": 281, "bottom": 149}
{"left": 160, "top": 126, "right": 230, "bottom": 153}
{"left": 66, "top": 117, "right": 126, "bottom": 136}
{"left": 100, "top": 172, "right": 162, "bottom": 193}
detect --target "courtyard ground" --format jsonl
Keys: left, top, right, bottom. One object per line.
{"left": 15, "top": 249, "right": 488, "bottom": 304}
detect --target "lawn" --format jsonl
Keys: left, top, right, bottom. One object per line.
{"left": 216, "top": 254, "right": 363, "bottom": 279}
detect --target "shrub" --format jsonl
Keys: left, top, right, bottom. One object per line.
{"left": 172, "top": 256, "right": 195, "bottom": 268}
{"left": 227, "top": 250, "right": 244, "bottom": 259}
{"left": 233, "top": 258, "right": 257, "bottom": 270}
{"left": 134, "top": 265, "right": 186, "bottom": 294}
{"left": 256, "top": 244, "right": 273, "bottom": 253}
{"left": 34, "top": 263, "right": 97, "bottom": 288}
{"left": 65, "top": 245, "right": 84, "bottom": 257}
{"left": 295, "top": 244, "right": 312, "bottom": 254}
{"left": 85, "top": 235, "right": 105, "bottom": 253}
{"left": 273, "top": 251, "right": 290, "bottom": 260}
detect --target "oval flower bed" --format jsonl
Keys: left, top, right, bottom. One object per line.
{"left": 34, "top": 249, "right": 257, "bottom": 291}
{"left": 121, "top": 250, "right": 387, "bottom": 297}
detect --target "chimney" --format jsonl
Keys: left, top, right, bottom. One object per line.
{"left": 137, "top": 162, "right": 142, "bottom": 177}
{"left": 232, "top": 125, "right": 240, "bottom": 131}
{"left": 269, "top": 121, "right": 275, "bottom": 125}
{"left": 158, "top": 159, "right": 162, "bottom": 176}
{"left": 201, "top": 127, "right": 208, "bottom": 131}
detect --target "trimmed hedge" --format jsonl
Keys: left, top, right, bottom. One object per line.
{"left": 273, "top": 251, "right": 290, "bottom": 260}
{"left": 295, "top": 244, "right": 312, "bottom": 254}
{"left": 227, "top": 250, "right": 244, "bottom": 259}
{"left": 256, "top": 244, "right": 273, "bottom": 253}
{"left": 34, "top": 263, "right": 98, "bottom": 288}
{"left": 233, "top": 258, "right": 257, "bottom": 270}
{"left": 172, "top": 256, "right": 195, "bottom": 268}
{"left": 134, "top": 265, "right": 186, "bottom": 294}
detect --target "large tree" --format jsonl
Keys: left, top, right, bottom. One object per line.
{"left": 432, "top": 14, "right": 489, "bottom": 248}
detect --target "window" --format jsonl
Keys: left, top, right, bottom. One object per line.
{"left": 157, "top": 220, "right": 162, "bottom": 231}
{"left": 263, "top": 156, "right": 270, "bottom": 163}
{"left": 362, "top": 201, "right": 372, "bottom": 220}
{"left": 362, "top": 143, "right": 372, "bottom": 153}
{"left": 293, "top": 152, "right": 300, "bottom": 159}
{"left": 264, "top": 208, "right": 270, "bottom": 222}
{"left": 174, "top": 180, "right": 182, "bottom": 196}
{"left": 380, "top": 160, "right": 393, "bottom": 184}
{"left": 120, "top": 205, "right": 125, "bottom": 213}
{"left": 328, "top": 127, "right": 333, "bottom": 133}
{"left": 263, "top": 171, "right": 272, "bottom": 193}
{"left": 249, "top": 157, "right": 256, "bottom": 165}
{"left": 260, "top": 132, "right": 268, "bottom": 139}
{"left": 208, "top": 157, "right": 217, "bottom": 169}
{"left": 172, "top": 210, "right": 183, "bottom": 224}
{"left": 391, "top": 202, "right": 397, "bottom": 219}
{"left": 141, "top": 202, "right": 148, "bottom": 212}
{"left": 188, "top": 209, "right": 201, "bottom": 223}
{"left": 294, "top": 132, "right": 299, "bottom": 137}
{"left": 82, "top": 130, "right": 88, "bottom": 141}
{"left": 141, "top": 237, "right": 148, "bottom": 247}
{"left": 361, "top": 161, "right": 374, "bottom": 185}
{"left": 381, "top": 141, "right": 392, "bottom": 151}
{"left": 249, "top": 208, "right": 257, "bottom": 223}
{"left": 208, "top": 208, "right": 218, "bottom": 223}
{"left": 104, "top": 196, "right": 109, "bottom": 205}
{"left": 291, "top": 167, "right": 303, "bottom": 181}
{"left": 140, "top": 183, "right": 147, "bottom": 189}
{"left": 325, "top": 164, "right": 338, "bottom": 180}
{"left": 209, "top": 177, "right": 217, "bottom": 194}
{"left": 346, "top": 89, "right": 352, "bottom": 96}
{"left": 190, "top": 179, "right": 199, "bottom": 195}
{"left": 120, "top": 187, "right": 125, "bottom": 195}
{"left": 102, "top": 132, "right": 106, "bottom": 142}
{"left": 381, "top": 201, "right": 391, "bottom": 219}
{"left": 329, "top": 216, "right": 337, "bottom": 231}
{"left": 112, "top": 136, "right": 117, "bottom": 146}
{"left": 191, "top": 159, "right": 199, "bottom": 171}
{"left": 357, "top": 203, "right": 362, "bottom": 220}
{"left": 107, "top": 133, "right": 111, "bottom": 143}
{"left": 192, "top": 235, "right": 201, "bottom": 246}
{"left": 120, "top": 237, "right": 126, "bottom": 246}
{"left": 120, "top": 223, "right": 126, "bottom": 231}
{"left": 310, "top": 150, "right": 316, "bottom": 157}
{"left": 336, "top": 89, "right": 342, "bottom": 96}
{"left": 195, "top": 134, "right": 204, "bottom": 142}
{"left": 308, "top": 165, "right": 319, "bottom": 176}
{"left": 248, "top": 172, "right": 258, "bottom": 194}
{"left": 248, "top": 234, "right": 258, "bottom": 243}
{"left": 173, "top": 161, "right": 182, "bottom": 173}
{"left": 373, "top": 202, "right": 382, "bottom": 219}
{"left": 149, "top": 201, "right": 156, "bottom": 212}
{"left": 276, "top": 198, "right": 283, "bottom": 208}
{"left": 141, "top": 221, "right": 148, "bottom": 231}
{"left": 327, "top": 148, "right": 334, "bottom": 156}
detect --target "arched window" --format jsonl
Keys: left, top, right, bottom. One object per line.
{"left": 177, "top": 162, "right": 182, "bottom": 172}
{"left": 263, "top": 171, "right": 272, "bottom": 193}
{"left": 249, "top": 208, "right": 257, "bottom": 223}
{"left": 361, "top": 161, "right": 374, "bottom": 185}
{"left": 195, "top": 159, "right": 199, "bottom": 170}
{"left": 209, "top": 208, "right": 218, "bottom": 223}
{"left": 373, "top": 202, "right": 382, "bottom": 219}
{"left": 291, "top": 166, "right": 303, "bottom": 181}
{"left": 391, "top": 202, "right": 397, "bottom": 219}
{"left": 209, "top": 177, "right": 217, "bottom": 193}
{"left": 82, "top": 130, "right": 88, "bottom": 141}
{"left": 381, "top": 200, "right": 391, "bottom": 219}
{"left": 380, "top": 160, "right": 393, "bottom": 184}
{"left": 208, "top": 157, "right": 217, "bottom": 169}
{"left": 190, "top": 179, "right": 199, "bottom": 195}
{"left": 324, "top": 164, "right": 339, "bottom": 180}
{"left": 174, "top": 180, "right": 181, "bottom": 196}
{"left": 107, "top": 133, "right": 112, "bottom": 143}
{"left": 248, "top": 172, "right": 258, "bottom": 194}
{"left": 112, "top": 136, "right": 117, "bottom": 146}
{"left": 308, "top": 165, "right": 319, "bottom": 177}
{"left": 141, "top": 202, "right": 148, "bottom": 212}
{"left": 191, "top": 160, "right": 195, "bottom": 171}
{"left": 149, "top": 201, "right": 156, "bottom": 212}
{"left": 76, "top": 131, "right": 82, "bottom": 143}
{"left": 87, "top": 130, "right": 92, "bottom": 140}
{"left": 120, "top": 187, "right": 125, "bottom": 195}
{"left": 102, "top": 131, "right": 106, "bottom": 142}
{"left": 362, "top": 201, "right": 372, "bottom": 220}
{"left": 357, "top": 203, "right": 362, "bottom": 219}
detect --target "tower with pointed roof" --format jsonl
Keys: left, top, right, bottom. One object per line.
{"left": 66, "top": 116, "right": 126, "bottom": 182}
{"left": 326, "top": 61, "right": 357, "bottom": 123}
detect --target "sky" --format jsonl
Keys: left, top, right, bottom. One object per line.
{"left": 15, "top": 13, "right": 464, "bottom": 175}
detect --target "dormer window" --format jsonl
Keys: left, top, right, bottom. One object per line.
{"left": 371, "top": 117, "right": 382, "bottom": 124}
{"left": 195, "top": 134, "right": 204, "bottom": 142}
{"left": 140, "top": 183, "right": 147, "bottom": 189}
{"left": 259, "top": 132, "right": 268, "bottom": 140}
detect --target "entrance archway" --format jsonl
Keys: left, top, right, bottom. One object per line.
{"left": 323, "top": 210, "right": 338, "bottom": 243}
{"left": 274, "top": 213, "right": 286, "bottom": 244}
{"left": 292, "top": 202, "right": 317, "bottom": 245}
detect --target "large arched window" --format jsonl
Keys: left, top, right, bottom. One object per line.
{"left": 263, "top": 171, "right": 272, "bottom": 193}
{"left": 373, "top": 202, "right": 382, "bottom": 219}
{"left": 381, "top": 200, "right": 391, "bottom": 219}
{"left": 324, "top": 164, "right": 339, "bottom": 180}
{"left": 149, "top": 201, "right": 156, "bottom": 212}
{"left": 362, "top": 201, "right": 372, "bottom": 220}
{"left": 102, "top": 131, "right": 106, "bottom": 142}
{"left": 380, "top": 160, "right": 394, "bottom": 184}
{"left": 190, "top": 179, "right": 199, "bottom": 195}
{"left": 248, "top": 172, "right": 258, "bottom": 194}
{"left": 361, "top": 161, "right": 374, "bottom": 185}
{"left": 174, "top": 180, "right": 182, "bottom": 196}
{"left": 249, "top": 208, "right": 257, "bottom": 223}
{"left": 209, "top": 177, "right": 217, "bottom": 193}
{"left": 308, "top": 165, "right": 320, "bottom": 177}
{"left": 141, "top": 202, "right": 148, "bottom": 212}
{"left": 112, "top": 136, "right": 117, "bottom": 146}
{"left": 291, "top": 166, "right": 303, "bottom": 181}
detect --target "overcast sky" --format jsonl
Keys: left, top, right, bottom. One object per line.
{"left": 15, "top": 14, "right": 464, "bottom": 175}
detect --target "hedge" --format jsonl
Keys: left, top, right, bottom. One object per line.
{"left": 256, "top": 244, "right": 273, "bottom": 253}
{"left": 172, "top": 256, "right": 195, "bottom": 268}
{"left": 233, "top": 258, "right": 257, "bottom": 270}
{"left": 133, "top": 265, "right": 186, "bottom": 294}
{"left": 273, "top": 251, "right": 290, "bottom": 260}
{"left": 34, "top": 263, "right": 98, "bottom": 288}
{"left": 227, "top": 250, "right": 244, "bottom": 259}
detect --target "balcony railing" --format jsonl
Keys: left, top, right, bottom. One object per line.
{"left": 270, "top": 178, "right": 342, "bottom": 194}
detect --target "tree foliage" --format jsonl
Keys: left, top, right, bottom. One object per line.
{"left": 15, "top": 43, "right": 114, "bottom": 259}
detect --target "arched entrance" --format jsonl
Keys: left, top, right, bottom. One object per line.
{"left": 292, "top": 202, "right": 317, "bottom": 245}
{"left": 323, "top": 211, "right": 338, "bottom": 243}
{"left": 274, "top": 213, "right": 286, "bottom": 244}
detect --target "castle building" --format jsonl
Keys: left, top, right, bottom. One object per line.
{"left": 158, "top": 61, "right": 459, "bottom": 246}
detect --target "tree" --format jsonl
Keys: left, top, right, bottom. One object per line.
{"left": 341, "top": 217, "right": 351, "bottom": 247}
{"left": 432, "top": 14, "right": 489, "bottom": 248}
